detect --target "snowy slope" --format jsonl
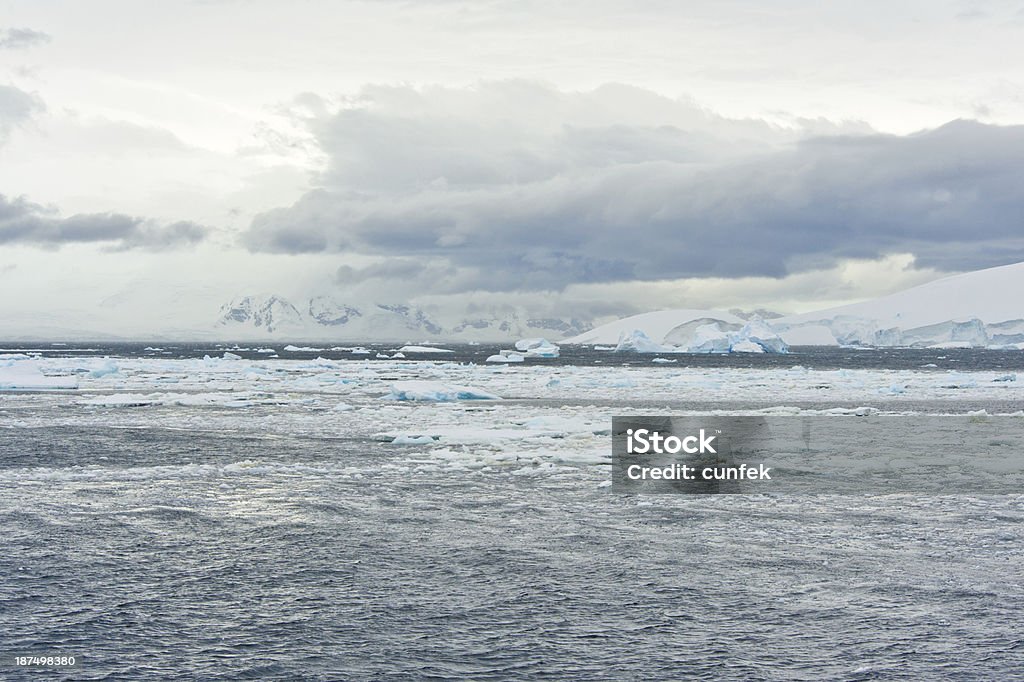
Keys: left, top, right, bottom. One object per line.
{"left": 773, "top": 262, "right": 1024, "bottom": 347}
{"left": 564, "top": 309, "right": 745, "bottom": 345}
{"left": 778, "top": 262, "right": 1024, "bottom": 329}
{"left": 565, "top": 262, "right": 1024, "bottom": 349}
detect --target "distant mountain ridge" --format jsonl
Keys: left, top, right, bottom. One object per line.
{"left": 216, "top": 294, "right": 592, "bottom": 341}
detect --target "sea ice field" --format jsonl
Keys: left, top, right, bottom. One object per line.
{"left": 1, "top": 343, "right": 1023, "bottom": 680}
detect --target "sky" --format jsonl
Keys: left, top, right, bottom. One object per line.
{"left": 2, "top": 0, "right": 1024, "bottom": 335}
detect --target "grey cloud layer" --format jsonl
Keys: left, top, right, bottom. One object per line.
{"left": 245, "top": 83, "right": 1024, "bottom": 292}
{"left": 0, "top": 194, "right": 209, "bottom": 250}
{"left": 0, "top": 85, "right": 44, "bottom": 143}
{"left": 0, "top": 27, "right": 49, "bottom": 50}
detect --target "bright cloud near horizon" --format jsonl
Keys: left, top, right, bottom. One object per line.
{"left": 2, "top": 0, "right": 1024, "bottom": 335}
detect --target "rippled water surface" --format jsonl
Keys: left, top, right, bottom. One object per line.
{"left": 2, "top": 346, "right": 1023, "bottom": 680}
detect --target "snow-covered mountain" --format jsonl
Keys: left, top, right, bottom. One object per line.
{"left": 771, "top": 262, "right": 1024, "bottom": 347}
{"left": 565, "top": 309, "right": 746, "bottom": 345}
{"left": 565, "top": 262, "right": 1024, "bottom": 349}
{"left": 216, "top": 295, "right": 592, "bottom": 341}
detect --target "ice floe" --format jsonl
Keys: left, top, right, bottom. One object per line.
{"left": 384, "top": 381, "right": 501, "bottom": 401}
{"left": 396, "top": 345, "right": 454, "bottom": 354}
{"left": 0, "top": 360, "right": 78, "bottom": 390}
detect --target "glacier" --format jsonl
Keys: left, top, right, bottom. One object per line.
{"left": 566, "top": 262, "right": 1024, "bottom": 350}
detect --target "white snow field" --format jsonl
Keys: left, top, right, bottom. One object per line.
{"left": 1, "top": 354, "right": 1021, "bottom": 481}
{"left": 565, "top": 261, "right": 1024, "bottom": 350}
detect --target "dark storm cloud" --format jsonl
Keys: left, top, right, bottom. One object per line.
{"left": 0, "top": 27, "right": 50, "bottom": 50}
{"left": 0, "top": 194, "right": 210, "bottom": 250}
{"left": 245, "top": 83, "right": 1024, "bottom": 292}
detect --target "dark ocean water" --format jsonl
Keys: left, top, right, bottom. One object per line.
{"left": 2, "top": 427, "right": 1022, "bottom": 681}
{"left": 5, "top": 341, "right": 1024, "bottom": 371}
{"left": 1, "top": 346, "right": 1023, "bottom": 680}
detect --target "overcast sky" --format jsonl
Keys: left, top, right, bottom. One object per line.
{"left": 2, "top": 0, "right": 1024, "bottom": 333}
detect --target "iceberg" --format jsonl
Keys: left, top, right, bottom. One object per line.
{"left": 87, "top": 358, "right": 120, "bottom": 378}
{"left": 614, "top": 330, "right": 676, "bottom": 353}
{"left": 515, "top": 338, "right": 560, "bottom": 357}
{"left": 486, "top": 352, "right": 525, "bottom": 363}
{"left": 384, "top": 381, "right": 501, "bottom": 401}
{"left": 736, "top": 319, "right": 788, "bottom": 354}
{"left": 682, "top": 323, "right": 733, "bottom": 353}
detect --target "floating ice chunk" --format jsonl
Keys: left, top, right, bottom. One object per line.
{"left": 391, "top": 352, "right": 406, "bottom": 359}
{"left": 392, "top": 434, "right": 436, "bottom": 445}
{"left": 384, "top": 381, "right": 501, "bottom": 401}
{"left": 651, "top": 357, "right": 678, "bottom": 363}
{"left": 87, "top": 358, "right": 120, "bottom": 378}
{"left": 486, "top": 353, "right": 524, "bottom": 363}
{"left": 256, "top": 348, "right": 276, "bottom": 354}
{"left": 283, "top": 345, "right": 324, "bottom": 352}
{"left": 222, "top": 352, "right": 242, "bottom": 360}
{"left": 397, "top": 345, "right": 453, "bottom": 354}
{"left": 0, "top": 361, "right": 78, "bottom": 390}
{"left": 515, "top": 338, "right": 560, "bottom": 357}
{"left": 350, "top": 347, "right": 371, "bottom": 354}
